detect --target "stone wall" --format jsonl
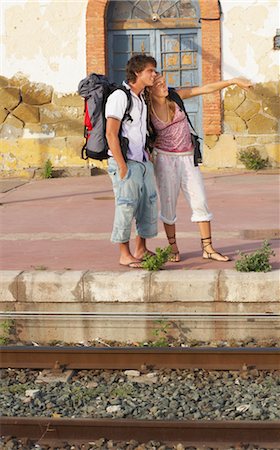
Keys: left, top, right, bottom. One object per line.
{"left": 0, "top": 73, "right": 106, "bottom": 178}
{"left": 203, "top": 82, "right": 279, "bottom": 168}
{"left": 0, "top": 74, "right": 279, "bottom": 177}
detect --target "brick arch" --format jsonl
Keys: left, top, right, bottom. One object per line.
{"left": 86, "top": 0, "right": 221, "bottom": 134}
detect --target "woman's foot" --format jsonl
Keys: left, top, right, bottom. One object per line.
{"left": 167, "top": 235, "right": 180, "bottom": 263}
{"left": 201, "top": 237, "right": 230, "bottom": 262}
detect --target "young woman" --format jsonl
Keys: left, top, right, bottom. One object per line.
{"left": 149, "top": 76, "right": 252, "bottom": 262}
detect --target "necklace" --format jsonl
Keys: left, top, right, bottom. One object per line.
{"left": 151, "top": 99, "right": 170, "bottom": 123}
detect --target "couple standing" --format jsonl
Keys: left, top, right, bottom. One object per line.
{"left": 105, "top": 54, "right": 252, "bottom": 268}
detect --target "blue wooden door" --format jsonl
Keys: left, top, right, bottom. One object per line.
{"left": 108, "top": 28, "right": 202, "bottom": 136}
{"left": 156, "top": 29, "right": 202, "bottom": 134}
{"left": 108, "top": 31, "right": 156, "bottom": 85}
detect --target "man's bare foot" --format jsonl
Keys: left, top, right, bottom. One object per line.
{"left": 119, "top": 255, "right": 143, "bottom": 267}
{"left": 134, "top": 249, "right": 155, "bottom": 260}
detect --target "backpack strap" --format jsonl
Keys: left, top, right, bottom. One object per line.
{"left": 168, "top": 88, "right": 199, "bottom": 136}
{"left": 109, "top": 86, "right": 133, "bottom": 123}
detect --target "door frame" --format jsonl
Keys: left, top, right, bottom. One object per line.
{"left": 86, "top": 0, "right": 222, "bottom": 135}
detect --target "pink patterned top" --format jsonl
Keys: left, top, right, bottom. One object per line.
{"left": 151, "top": 103, "right": 194, "bottom": 154}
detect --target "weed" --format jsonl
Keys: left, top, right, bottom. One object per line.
{"left": 237, "top": 147, "right": 269, "bottom": 171}
{"left": 151, "top": 320, "right": 171, "bottom": 347}
{"left": 42, "top": 158, "right": 53, "bottom": 179}
{"left": 142, "top": 246, "right": 172, "bottom": 271}
{"left": 110, "top": 385, "right": 135, "bottom": 398}
{"left": 0, "top": 319, "right": 15, "bottom": 345}
{"left": 235, "top": 240, "right": 275, "bottom": 272}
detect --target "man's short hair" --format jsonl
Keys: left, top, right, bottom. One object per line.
{"left": 126, "top": 54, "right": 157, "bottom": 83}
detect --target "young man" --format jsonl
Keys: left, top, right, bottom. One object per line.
{"left": 105, "top": 54, "right": 158, "bottom": 268}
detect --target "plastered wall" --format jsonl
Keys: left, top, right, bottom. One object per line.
{"left": 1, "top": 0, "right": 87, "bottom": 93}
{"left": 222, "top": 0, "right": 279, "bottom": 83}
{"left": 0, "top": 0, "right": 279, "bottom": 175}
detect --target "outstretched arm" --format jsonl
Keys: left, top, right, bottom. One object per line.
{"left": 177, "top": 77, "right": 253, "bottom": 99}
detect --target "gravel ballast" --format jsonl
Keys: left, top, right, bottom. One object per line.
{"left": 0, "top": 437, "right": 279, "bottom": 450}
{"left": 0, "top": 367, "right": 279, "bottom": 421}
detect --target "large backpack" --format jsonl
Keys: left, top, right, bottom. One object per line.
{"left": 78, "top": 73, "right": 132, "bottom": 161}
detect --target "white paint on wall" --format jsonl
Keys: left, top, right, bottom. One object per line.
{"left": 0, "top": 0, "right": 87, "bottom": 93}
{"left": 0, "top": 0, "right": 279, "bottom": 92}
{"left": 221, "top": 0, "right": 279, "bottom": 82}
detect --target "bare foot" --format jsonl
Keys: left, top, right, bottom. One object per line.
{"left": 134, "top": 249, "right": 155, "bottom": 260}
{"left": 120, "top": 255, "right": 143, "bottom": 266}
{"left": 120, "top": 260, "right": 143, "bottom": 268}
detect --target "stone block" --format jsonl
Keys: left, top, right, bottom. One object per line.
{"left": 224, "top": 86, "right": 245, "bottom": 111}
{"left": 255, "top": 135, "right": 278, "bottom": 145}
{"left": 84, "top": 271, "right": 150, "bottom": 302}
{"left": 0, "top": 271, "right": 21, "bottom": 302}
{"left": 235, "top": 136, "right": 257, "bottom": 147}
{"left": 247, "top": 82, "right": 278, "bottom": 102}
{"left": 23, "top": 123, "right": 55, "bottom": 138}
{"left": 17, "top": 271, "right": 85, "bottom": 303}
{"left": 13, "top": 103, "right": 40, "bottom": 124}
{"left": 54, "top": 119, "right": 84, "bottom": 137}
{"left": 265, "top": 143, "right": 280, "bottom": 165}
{"left": 0, "top": 76, "right": 9, "bottom": 88}
{"left": 0, "top": 116, "right": 24, "bottom": 139}
{"left": 21, "top": 82, "right": 53, "bottom": 105}
{"left": 204, "top": 135, "right": 218, "bottom": 149}
{"left": 235, "top": 98, "right": 260, "bottom": 122}
{"left": 9, "top": 72, "right": 30, "bottom": 88}
{"left": 247, "top": 114, "right": 278, "bottom": 134}
{"left": 40, "top": 104, "right": 82, "bottom": 124}
{"left": 219, "top": 270, "right": 280, "bottom": 303}
{"left": 203, "top": 134, "right": 238, "bottom": 168}
{"left": 0, "top": 87, "right": 21, "bottom": 111}
{"left": 149, "top": 270, "right": 219, "bottom": 302}
{"left": 262, "top": 97, "right": 280, "bottom": 119}
{"left": 53, "top": 92, "right": 83, "bottom": 107}
{"left": 224, "top": 111, "right": 247, "bottom": 133}
{"left": 65, "top": 136, "right": 86, "bottom": 157}
{"left": 0, "top": 108, "right": 9, "bottom": 124}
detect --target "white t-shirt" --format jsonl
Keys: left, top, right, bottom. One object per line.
{"left": 105, "top": 82, "right": 148, "bottom": 162}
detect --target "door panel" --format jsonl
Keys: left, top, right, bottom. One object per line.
{"left": 108, "top": 28, "right": 202, "bottom": 136}
{"left": 156, "top": 29, "right": 201, "bottom": 133}
{"left": 108, "top": 31, "right": 155, "bottom": 85}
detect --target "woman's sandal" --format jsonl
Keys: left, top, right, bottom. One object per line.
{"left": 201, "top": 236, "right": 230, "bottom": 262}
{"left": 167, "top": 235, "right": 180, "bottom": 262}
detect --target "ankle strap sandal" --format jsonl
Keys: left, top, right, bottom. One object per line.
{"left": 201, "top": 236, "right": 230, "bottom": 262}
{"left": 167, "top": 234, "right": 180, "bottom": 262}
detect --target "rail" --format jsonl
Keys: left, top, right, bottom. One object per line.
{"left": 1, "top": 346, "right": 280, "bottom": 370}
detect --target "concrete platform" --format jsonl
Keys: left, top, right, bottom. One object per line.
{"left": 0, "top": 169, "right": 279, "bottom": 343}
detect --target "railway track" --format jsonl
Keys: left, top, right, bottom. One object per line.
{"left": 1, "top": 346, "right": 280, "bottom": 446}
{"left": 1, "top": 345, "right": 280, "bottom": 370}
{"left": 1, "top": 417, "right": 280, "bottom": 446}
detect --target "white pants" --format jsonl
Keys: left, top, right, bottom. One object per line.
{"left": 154, "top": 151, "right": 213, "bottom": 225}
